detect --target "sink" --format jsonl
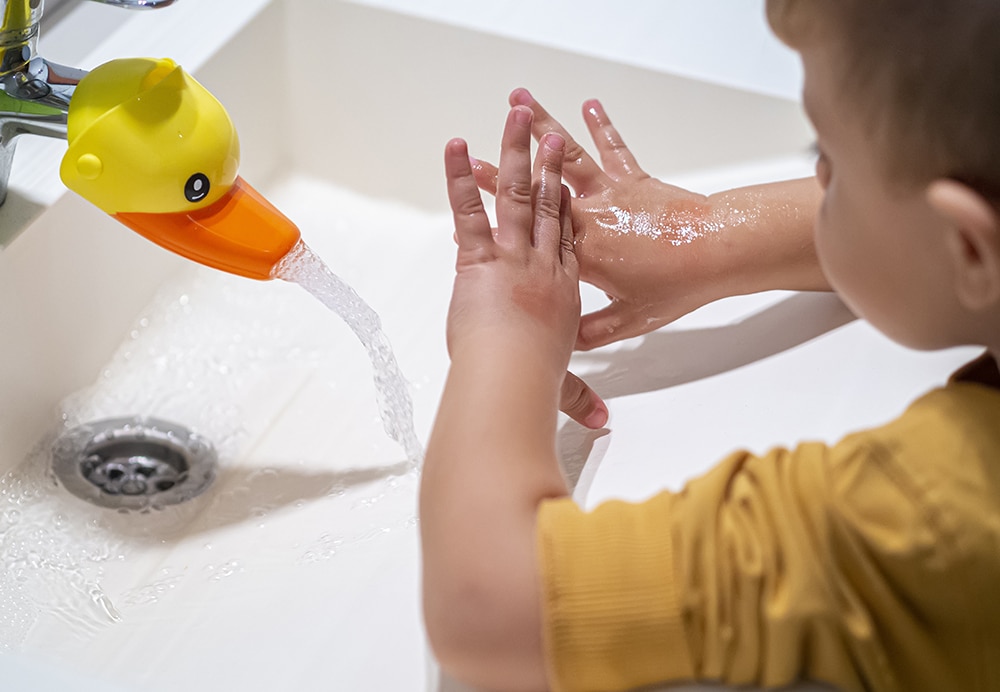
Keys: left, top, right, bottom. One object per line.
{"left": 0, "top": 1, "right": 979, "bottom": 690}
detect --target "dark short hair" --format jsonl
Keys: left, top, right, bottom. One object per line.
{"left": 767, "top": 0, "right": 1000, "bottom": 203}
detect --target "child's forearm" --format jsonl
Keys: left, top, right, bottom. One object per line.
{"left": 570, "top": 175, "right": 829, "bottom": 350}
{"left": 704, "top": 176, "right": 829, "bottom": 297}
{"left": 421, "top": 343, "right": 567, "bottom": 690}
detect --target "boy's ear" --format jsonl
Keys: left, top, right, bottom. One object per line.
{"left": 927, "top": 179, "right": 1000, "bottom": 311}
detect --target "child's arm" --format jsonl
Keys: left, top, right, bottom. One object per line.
{"left": 473, "top": 89, "right": 827, "bottom": 350}
{"left": 421, "top": 106, "right": 577, "bottom": 690}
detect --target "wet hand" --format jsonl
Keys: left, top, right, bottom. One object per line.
{"left": 445, "top": 106, "right": 606, "bottom": 428}
{"left": 473, "top": 89, "right": 733, "bottom": 350}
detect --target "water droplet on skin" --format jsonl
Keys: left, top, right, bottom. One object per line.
{"left": 592, "top": 197, "right": 760, "bottom": 248}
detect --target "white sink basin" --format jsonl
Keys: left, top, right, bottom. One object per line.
{"left": 0, "top": 1, "right": 978, "bottom": 690}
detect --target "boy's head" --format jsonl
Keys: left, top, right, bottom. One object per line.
{"left": 766, "top": 0, "right": 1000, "bottom": 354}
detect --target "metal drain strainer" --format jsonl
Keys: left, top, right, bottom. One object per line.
{"left": 52, "top": 417, "right": 217, "bottom": 510}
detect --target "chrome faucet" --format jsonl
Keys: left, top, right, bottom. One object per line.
{"left": 0, "top": 0, "right": 176, "bottom": 205}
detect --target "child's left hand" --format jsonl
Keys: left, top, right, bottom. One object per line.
{"left": 444, "top": 105, "right": 581, "bottom": 387}
{"left": 425, "top": 107, "right": 583, "bottom": 688}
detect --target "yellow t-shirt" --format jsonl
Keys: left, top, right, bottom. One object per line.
{"left": 537, "top": 355, "right": 1000, "bottom": 692}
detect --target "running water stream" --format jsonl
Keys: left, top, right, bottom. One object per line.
{"left": 272, "top": 240, "right": 423, "bottom": 465}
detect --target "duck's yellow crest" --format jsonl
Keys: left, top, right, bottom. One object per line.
{"left": 61, "top": 57, "right": 239, "bottom": 214}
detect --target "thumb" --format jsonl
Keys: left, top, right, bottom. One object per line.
{"left": 577, "top": 300, "right": 660, "bottom": 351}
{"left": 560, "top": 371, "right": 609, "bottom": 429}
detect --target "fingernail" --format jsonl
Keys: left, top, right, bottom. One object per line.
{"left": 513, "top": 106, "right": 532, "bottom": 125}
{"left": 544, "top": 133, "right": 565, "bottom": 151}
{"left": 584, "top": 99, "right": 606, "bottom": 125}
{"left": 510, "top": 88, "right": 532, "bottom": 106}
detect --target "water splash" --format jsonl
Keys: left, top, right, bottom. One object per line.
{"left": 272, "top": 240, "right": 423, "bottom": 465}
{"left": 0, "top": 445, "right": 126, "bottom": 652}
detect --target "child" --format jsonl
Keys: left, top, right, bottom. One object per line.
{"left": 420, "top": 1, "right": 1000, "bottom": 690}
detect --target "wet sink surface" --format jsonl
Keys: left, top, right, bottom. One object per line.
{"left": 3, "top": 180, "right": 451, "bottom": 690}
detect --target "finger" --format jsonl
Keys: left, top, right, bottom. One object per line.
{"left": 495, "top": 106, "right": 535, "bottom": 249}
{"left": 559, "top": 371, "right": 609, "bottom": 429}
{"left": 531, "top": 132, "right": 566, "bottom": 253}
{"left": 509, "top": 88, "right": 607, "bottom": 196}
{"left": 445, "top": 138, "right": 493, "bottom": 254}
{"left": 470, "top": 156, "right": 499, "bottom": 196}
{"left": 558, "top": 184, "right": 578, "bottom": 272}
{"left": 582, "top": 99, "right": 647, "bottom": 180}
{"left": 576, "top": 301, "right": 657, "bottom": 351}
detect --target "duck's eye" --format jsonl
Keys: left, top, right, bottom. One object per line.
{"left": 184, "top": 173, "right": 210, "bottom": 203}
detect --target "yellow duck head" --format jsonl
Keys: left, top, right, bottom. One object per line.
{"left": 60, "top": 57, "right": 300, "bottom": 280}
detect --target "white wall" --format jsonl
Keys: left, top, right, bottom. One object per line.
{"left": 344, "top": 0, "right": 803, "bottom": 101}
{"left": 47, "top": 0, "right": 803, "bottom": 100}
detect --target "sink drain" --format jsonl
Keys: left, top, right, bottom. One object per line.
{"left": 51, "top": 417, "right": 217, "bottom": 510}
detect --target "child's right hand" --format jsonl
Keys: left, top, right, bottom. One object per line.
{"left": 471, "top": 90, "right": 725, "bottom": 350}
{"left": 473, "top": 89, "right": 827, "bottom": 350}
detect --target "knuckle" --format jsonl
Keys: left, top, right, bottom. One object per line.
{"left": 534, "top": 194, "right": 561, "bottom": 220}
{"left": 452, "top": 194, "right": 486, "bottom": 218}
{"left": 501, "top": 179, "right": 533, "bottom": 205}
{"left": 563, "top": 139, "right": 588, "bottom": 165}
{"left": 561, "top": 378, "right": 590, "bottom": 417}
{"left": 559, "top": 235, "right": 576, "bottom": 257}
{"left": 541, "top": 148, "right": 564, "bottom": 172}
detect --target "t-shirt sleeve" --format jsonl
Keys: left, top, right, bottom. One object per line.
{"left": 536, "top": 439, "right": 924, "bottom": 692}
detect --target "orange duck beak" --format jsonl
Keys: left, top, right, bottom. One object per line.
{"left": 115, "top": 177, "right": 300, "bottom": 281}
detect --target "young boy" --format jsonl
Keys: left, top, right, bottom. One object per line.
{"left": 420, "top": 1, "right": 1000, "bottom": 690}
